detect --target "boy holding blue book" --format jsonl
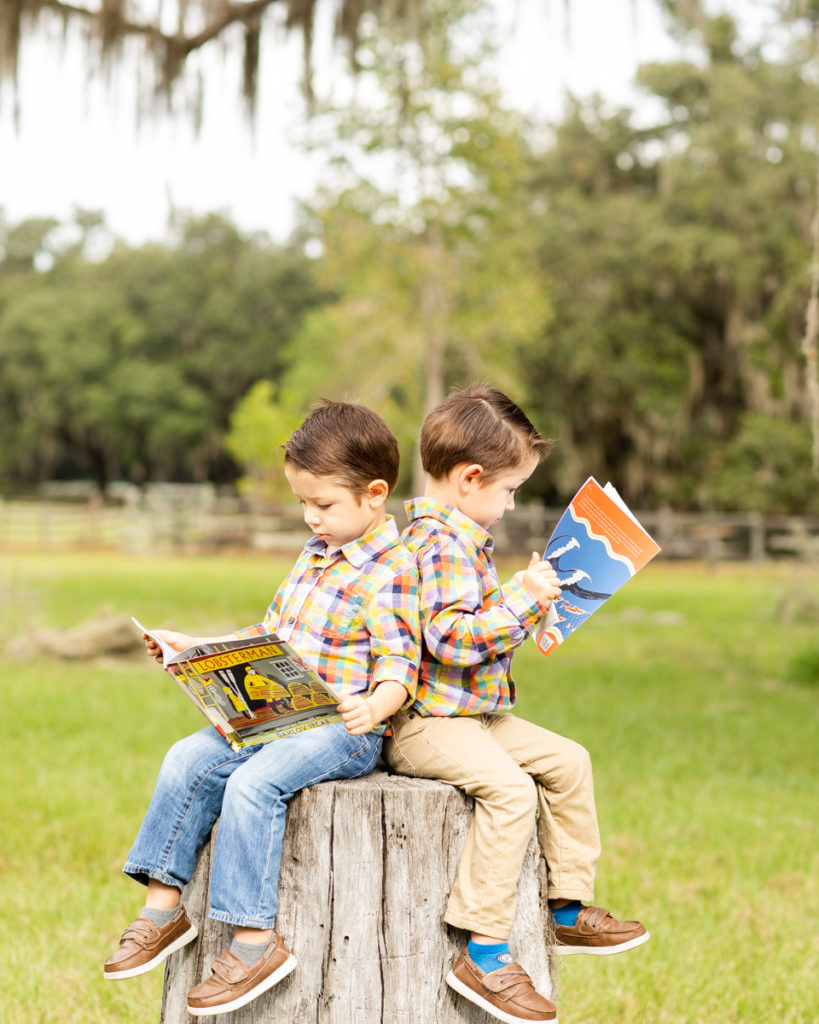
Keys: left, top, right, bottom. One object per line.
{"left": 385, "top": 384, "right": 648, "bottom": 1024}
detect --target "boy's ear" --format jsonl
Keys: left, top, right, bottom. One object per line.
{"left": 365, "top": 479, "right": 390, "bottom": 507}
{"left": 458, "top": 463, "right": 485, "bottom": 490}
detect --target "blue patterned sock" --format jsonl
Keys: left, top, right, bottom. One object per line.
{"left": 552, "top": 900, "right": 583, "bottom": 926}
{"left": 467, "top": 940, "right": 513, "bottom": 974}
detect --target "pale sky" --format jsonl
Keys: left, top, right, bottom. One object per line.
{"left": 0, "top": 0, "right": 765, "bottom": 246}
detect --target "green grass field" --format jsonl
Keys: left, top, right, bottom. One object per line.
{"left": 1, "top": 553, "right": 816, "bottom": 1023}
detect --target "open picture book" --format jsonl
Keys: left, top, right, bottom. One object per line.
{"left": 533, "top": 477, "right": 661, "bottom": 656}
{"left": 133, "top": 619, "right": 342, "bottom": 750}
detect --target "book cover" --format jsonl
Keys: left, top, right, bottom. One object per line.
{"left": 533, "top": 477, "right": 661, "bottom": 656}
{"left": 133, "top": 619, "right": 342, "bottom": 750}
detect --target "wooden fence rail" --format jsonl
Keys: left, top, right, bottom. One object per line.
{"left": 1, "top": 492, "right": 817, "bottom": 561}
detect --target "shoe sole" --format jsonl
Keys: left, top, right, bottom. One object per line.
{"left": 187, "top": 952, "right": 297, "bottom": 1016}
{"left": 446, "top": 971, "right": 558, "bottom": 1024}
{"left": 556, "top": 930, "right": 650, "bottom": 956}
{"left": 103, "top": 924, "right": 199, "bottom": 980}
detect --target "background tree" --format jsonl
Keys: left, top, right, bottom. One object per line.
{"left": 229, "top": 0, "right": 550, "bottom": 493}
{"left": 524, "top": 8, "right": 819, "bottom": 513}
{"left": 0, "top": 211, "right": 325, "bottom": 490}
{"left": 224, "top": 379, "right": 302, "bottom": 500}
{"left": 3, "top": 2, "right": 819, "bottom": 513}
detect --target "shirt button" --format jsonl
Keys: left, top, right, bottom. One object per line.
{"left": 286, "top": 616, "right": 297, "bottom": 626}
{"left": 311, "top": 568, "right": 322, "bottom": 577}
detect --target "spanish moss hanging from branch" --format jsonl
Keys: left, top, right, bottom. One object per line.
{"left": 0, "top": 0, "right": 426, "bottom": 123}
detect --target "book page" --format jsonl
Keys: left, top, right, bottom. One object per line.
{"left": 131, "top": 617, "right": 180, "bottom": 667}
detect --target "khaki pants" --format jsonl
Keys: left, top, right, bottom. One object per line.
{"left": 383, "top": 711, "right": 601, "bottom": 939}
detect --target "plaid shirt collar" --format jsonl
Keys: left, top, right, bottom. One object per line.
{"left": 303, "top": 515, "right": 401, "bottom": 568}
{"left": 404, "top": 497, "right": 494, "bottom": 553}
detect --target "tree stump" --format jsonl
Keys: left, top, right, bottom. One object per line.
{"left": 160, "top": 770, "right": 557, "bottom": 1024}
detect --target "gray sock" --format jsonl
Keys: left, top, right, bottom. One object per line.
{"left": 230, "top": 937, "right": 271, "bottom": 967}
{"left": 141, "top": 905, "right": 178, "bottom": 928}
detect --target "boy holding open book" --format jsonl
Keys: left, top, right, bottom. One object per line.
{"left": 104, "top": 400, "right": 419, "bottom": 1017}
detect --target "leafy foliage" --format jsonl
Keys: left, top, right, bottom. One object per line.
{"left": 0, "top": 212, "right": 324, "bottom": 490}
{"left": 225, "top": 379, "right": 302, "bottom": 500}
{"left": 253, "top": 0, "right": 550, "bottom": 492}
{"left": 522, "top": 10, "right": 819, "bottom": 512}
{"left": 2, "top": 5, "right": 819, "bottom": 513}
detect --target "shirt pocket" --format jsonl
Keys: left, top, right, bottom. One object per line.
{"left": 319, "top": 595, "right": 372, "bottom": 688}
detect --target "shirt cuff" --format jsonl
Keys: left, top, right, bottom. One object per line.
{"left": 372, "top": 658, "right": 418, "bottom": 703}
{"left": 502, "top": 576, "right": 549, "bottom": 632}
{"left": 234, "top": 623, "right": 269, "bottom": 638}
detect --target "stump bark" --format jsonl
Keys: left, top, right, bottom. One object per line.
{"left": 160, "top": 770, "right": 556, "bottom": 1024}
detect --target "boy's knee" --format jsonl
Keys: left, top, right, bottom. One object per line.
{"left": 159, "top": 735, "right": 203, "bottom": 780}
{"left": 564, "top": 740, "right": 594, "bottom": 788}
{"left": 222, "top": 760, "right": 272, "bottom": 810}
{"left": 222, "top": 764, "right": 252, "bottom": 804}
{"left": 518, "top": 772, "right": 539, "bottom": 816}
{"left": 158, "top": 733, "right": 232, "bottom": 793}
{"left": 483, "top": 769, "right": 538, "bottom": 819}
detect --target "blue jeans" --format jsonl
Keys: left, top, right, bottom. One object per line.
{"left": 124, "top": 722, "right": 382, "bottom": 928}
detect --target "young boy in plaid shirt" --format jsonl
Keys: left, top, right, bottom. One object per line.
{"left": 384, "top": 384, "right": 648, "bottom": 1024}
{"left": 104, "top": 401, "right": 419, "bottom": 1017}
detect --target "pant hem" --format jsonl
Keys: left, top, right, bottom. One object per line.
{"left": 547, "top": 888, "right": 595, "bottom": 902}
{"left": 209, "top": 909, "right": 277, "bottom": 930}
{"left": 122, "top": 864, "right": 184, "bottom": 891}
{"left": 444, "top": 910, "right": 513, "bottom": 941}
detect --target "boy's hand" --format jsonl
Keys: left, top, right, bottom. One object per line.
{"left": 336, "top": 694, "right": 377, "bottom": 736}
{"left": 142, "top": 629, "right": 196, "bottom": 663}
{"left": 518, "top": 552, "right": 562, "bottom": 609}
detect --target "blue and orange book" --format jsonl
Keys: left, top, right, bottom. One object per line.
{"left": 534, "top": 477, "right": 661, "bottom": 656}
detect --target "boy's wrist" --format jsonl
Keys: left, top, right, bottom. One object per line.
{"left": 504, "top": 574, "right": 550, "bottom": 627}
{"left": 366, "top": 680, "right": 410, "bottom": 723}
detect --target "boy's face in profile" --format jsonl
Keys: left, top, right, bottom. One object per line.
{"left": 284, "top": 464, "right": 387, "bottom": 550}
{"left": 460, "top": 457, "right": 539, "bottom": 531}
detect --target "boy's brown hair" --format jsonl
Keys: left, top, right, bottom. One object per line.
{"left": 420, "top": 383, "right": 550, "bottom": 481}
{"left": 284, "top": 400, "right": 400, "bottom": 494}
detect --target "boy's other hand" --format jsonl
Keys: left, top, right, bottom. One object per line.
{"left": 518, "top": 552, "right": 562, "bottom": 609}
{"left": 337, "top": 694, "right": 377, "bottom": 736}
{"left": 142, "top": 629, "right": 196, "bottom": 663}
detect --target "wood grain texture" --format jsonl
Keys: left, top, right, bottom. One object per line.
{"left": 161, "top": 770, "right": 556, "bottom": 1024}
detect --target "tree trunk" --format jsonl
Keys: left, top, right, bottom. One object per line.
{"left": 160, "top": 770, "right": 556, "bottom": 1024}
{"left": 413, "top": 234, "right": 449, "bottom": 497}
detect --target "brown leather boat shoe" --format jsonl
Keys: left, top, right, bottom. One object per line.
{"left": 186, "top": 932, "right": 296, "bottom": 1016}
{"left": 446, "top": 947, "right": 557, "bottom": 1023}
{"left": 103, "top": 906, "right": 198, "bottom": 980}
{"left": 554, "top": 905, "right": 649, "bottom": 955}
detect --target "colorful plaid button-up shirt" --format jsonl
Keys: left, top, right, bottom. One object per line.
{"left": 402, "top": 497, "right": 547, "bottom": 716}
{"left": 237, "top": 517, "right": 419, "bottom": 724}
